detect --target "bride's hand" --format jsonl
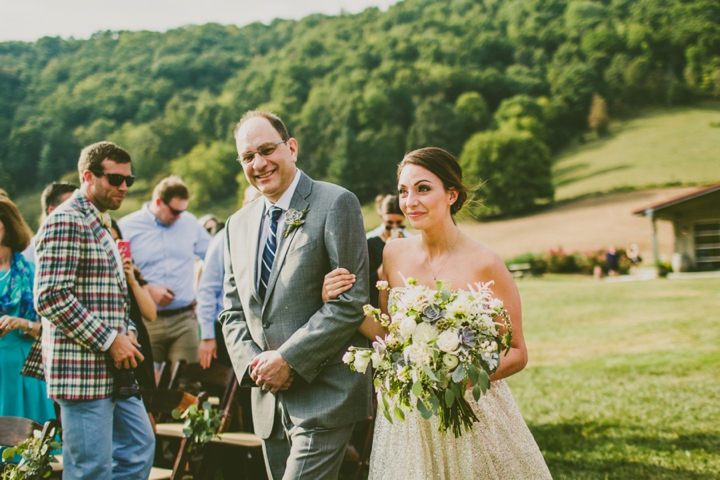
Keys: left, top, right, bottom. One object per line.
{"left": 322, "top": 268, "right": 356, "bottom": 303}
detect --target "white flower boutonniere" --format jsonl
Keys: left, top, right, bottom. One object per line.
{"left": 284, "top": 208, "right": 309, "bottom": 238}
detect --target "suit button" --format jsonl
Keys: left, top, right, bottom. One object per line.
{"left": 263, "top": 323, "right": 269, "bottom": 329}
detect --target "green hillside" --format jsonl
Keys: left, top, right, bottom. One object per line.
{"left": 2, "top": 0, "right": 719, "bottom": 218}
{"left": 554, "top": 104, "right": 720, "bottom": 201}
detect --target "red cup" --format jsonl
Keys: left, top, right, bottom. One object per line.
{"left": 117, "top": 240, "right": 131, "bottom": 260}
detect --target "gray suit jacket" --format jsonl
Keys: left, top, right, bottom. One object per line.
{"left": 220, "top": 171, "right": 373, "bottom": 438}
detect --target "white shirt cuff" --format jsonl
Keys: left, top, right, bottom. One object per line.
{"left": 100, "top": 329, "right": 118, "bottom": 352}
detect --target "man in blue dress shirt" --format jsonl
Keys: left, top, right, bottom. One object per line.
{"left": 118, "top": 176, "right": 211, "bottom": 365}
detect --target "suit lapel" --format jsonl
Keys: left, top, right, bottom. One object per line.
{"left": 246, "top": 200, "right": 265, "bottom": 306}
{"left": 263, "top": 172, "right": 312, "bottom": 308}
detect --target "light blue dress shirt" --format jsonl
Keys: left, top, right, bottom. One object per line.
{"left": 195, "top": 230, "right": 225, "bottom": 340}
{"left": 118, "top": 203, "right": 211, "bottom": 311}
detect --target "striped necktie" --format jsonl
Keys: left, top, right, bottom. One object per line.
{"left": 259, "top": 206, "right": 283, "bottom": 300}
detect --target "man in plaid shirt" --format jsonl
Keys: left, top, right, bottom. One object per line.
{"left": 32, "top": 141, "right": 155, "bottom": 479}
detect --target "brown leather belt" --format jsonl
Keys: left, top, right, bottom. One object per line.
{"left": 156, "top": 303, "right": 195, "bottom": 318}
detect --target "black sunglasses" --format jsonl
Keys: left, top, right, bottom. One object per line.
{"left": 91, "top": 170, "right": 135, "bottom": 187}
{"left": 385, "top": 221, "right": 405, "bottom": 230}
{"left": 163, "top": 201, "right": 186, "bottom": 217}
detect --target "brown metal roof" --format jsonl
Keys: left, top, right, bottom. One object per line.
{"left": 633, "top": 183, "right": 720, "bottom": 216}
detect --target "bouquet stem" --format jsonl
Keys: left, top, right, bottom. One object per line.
{"left": 437, "top": 396, "right": 479, "bottom": 438}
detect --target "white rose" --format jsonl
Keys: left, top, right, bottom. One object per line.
{"left": 442, "top": 354, "right": 459, "bottom": 370}
{"left": 342, "top": 351, "right": 355, "bottom": 364}
{"left": 404, "top": 343, "right": 428, "bottom": 364}
{"left": 399, "top": 317, "right": 417, "bottom": 338}
{"left": 437, "top": 329, "right": 460, "bottom": 353}
{"left": 413, "top": 322, "right": 439, "bottom": 344}
{"left": 354, "top": 353, "right": 371, "bottom": 373}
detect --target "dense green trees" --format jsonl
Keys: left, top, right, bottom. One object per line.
{"left": 1, "top": 0, "right": 718, "bottom": 216}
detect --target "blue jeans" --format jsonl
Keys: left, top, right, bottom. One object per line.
{"left": 56, "top": 396, "right": 155, "bottom": 480}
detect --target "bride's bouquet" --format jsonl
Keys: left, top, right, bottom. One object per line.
{"left": 343, "top": 276, "right": 512, "bottom": 437}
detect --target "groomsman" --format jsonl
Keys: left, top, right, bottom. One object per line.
{"left": 30, "top": 141, "right": 154, "bottom": 479}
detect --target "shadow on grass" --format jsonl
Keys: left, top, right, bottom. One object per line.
{"left": 531, "top": 422, "right": 719, "bottom": 479}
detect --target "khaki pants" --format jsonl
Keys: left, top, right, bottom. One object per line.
{"left": 145, "top": 309, "right": 199, "bottom": 364}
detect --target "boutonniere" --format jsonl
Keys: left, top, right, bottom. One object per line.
{"left": 284, "top": 208, "right": 309, "bottom": 238}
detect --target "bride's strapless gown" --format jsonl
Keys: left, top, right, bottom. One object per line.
{"left": 368, "top": 288, "right": 552, "bottom": 479}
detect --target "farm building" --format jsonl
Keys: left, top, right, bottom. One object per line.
{"left": 634, "top": 183, "right": 720, "bottom": 272}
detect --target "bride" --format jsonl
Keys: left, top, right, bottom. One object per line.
{"left": 323, "top": 147, "right": 551, "bottom": 479}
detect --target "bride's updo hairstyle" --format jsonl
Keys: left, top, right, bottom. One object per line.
{"left": 397, "top": 147, "right": 468, "bottom": 216}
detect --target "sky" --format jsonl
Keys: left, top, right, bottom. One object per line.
{"left": 0, "top": 0, "right": 401, "bottom": 43}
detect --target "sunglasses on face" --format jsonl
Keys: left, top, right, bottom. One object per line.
{"left": 91, "top": 170, "right": 135, "bottom": 187}
{"left": 238, "top": 140, "right": 287, "bottom": 164}
{"left": 164, "top": 201, "right": 186, "bottom": 217}
{"left": 385, "top": 221, "right": 405, "bottom": 230}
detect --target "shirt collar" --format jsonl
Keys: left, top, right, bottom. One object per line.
{"left": 87, "top": 199, "right": 111, "bottom": 229}
{"left": 142, "top": 202, "right": 169, "bottom": 228}
{"left": 263, "top": 169, "right": 301, "bottom": 215}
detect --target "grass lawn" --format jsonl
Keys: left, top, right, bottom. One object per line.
{"left": 507, "top": 275, "right": 720, "bottom": 479}
{"left": 553, "top": 104, "right": 720, "bottom": 201}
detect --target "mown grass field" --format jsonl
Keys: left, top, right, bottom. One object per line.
{"left": 507, "top": 275, "right": 720, "bottom": 479}
{"left": 553, "top": 104, "right": 720, "bottom": 201}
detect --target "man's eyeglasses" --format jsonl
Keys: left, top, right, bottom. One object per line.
{"left": 238, "top": 140, "right": 287, "bottom": 164}
{"left": 164, "top": 201, "right": 186, "bottom": 217}
{"left": 91, "top": 170, "right": 135, "bottom": 187}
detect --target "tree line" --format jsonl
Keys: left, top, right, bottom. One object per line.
{"left": 1, "top": 0, "right": 718, "bottom": 216}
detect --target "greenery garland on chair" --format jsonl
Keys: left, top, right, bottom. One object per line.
{"left": 1, "top": 426, "right": 61, "bottom": 480}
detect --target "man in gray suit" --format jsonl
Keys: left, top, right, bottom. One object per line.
{"left": 221, "top": 111, "right": 372, "bottom": 479}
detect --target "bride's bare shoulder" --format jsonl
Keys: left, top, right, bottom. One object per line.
{"left": 383, "top": 236, "right": 421, "bottom": 259}
{"left": 463, "top": 236, "right": 508, "bottom": 276}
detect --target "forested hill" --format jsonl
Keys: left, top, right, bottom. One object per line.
{"left": 1, "top": 0, "right": 718, "bottom": 215}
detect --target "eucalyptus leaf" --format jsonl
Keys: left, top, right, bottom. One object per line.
{"left": 412, "top": 380, "right": 423, "bottom": 397}
{"left": 468, "top": 364, "right": 479, "bottom": 385}
{"left": 478, "top": 369, "right": 490, "bottom": 393}
{"left": 473, "top": 384, "right": 481, "bottom": 401}
{"left": 428, "top": 395, "right": 440, "bottom": 413}
{"left": 451, "top": 363, "right": 466, "bottom": 383}
{"left": 394, "top": 406, "right": 405, "bottom": 422}
{"left": 171, "top": 409, "right": 182, "bottom": 420}
{"left": 445, "top": 388, "right": 455, "bottom": 407}
{"left": 417, "top": 398, "right": 433, "bottom": 419}
{"left": 382, "top": 406, "right": 394, "bottom": 424}
{"left": 422, "top": 365, "right": 439, "bottom": 382}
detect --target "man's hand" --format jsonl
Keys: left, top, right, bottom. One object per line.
{"left": 250, "top": 351, "right": 293, "bottom": 393}
{"left": 109, "top": 333, "right": 144, "bottom": 369}
{"left": 145, "top": 284, "right": 175, "bottom": 307}
{"left": 199, "top": 339, "right": 217, "bottom": 369}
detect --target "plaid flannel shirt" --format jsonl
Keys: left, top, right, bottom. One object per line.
{"left": 26, "top": 190, "right": 131, "bottom": 400}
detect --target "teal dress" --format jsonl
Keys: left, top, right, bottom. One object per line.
{"left": 0, "top": 252, "right": 55, "bottom": 424}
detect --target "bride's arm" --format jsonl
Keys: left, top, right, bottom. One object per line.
{"left": 321, "top": 268, "right": 390, "bottom": 341}
{"left": 483, "top": 256, "right": 529, "bottom": 382}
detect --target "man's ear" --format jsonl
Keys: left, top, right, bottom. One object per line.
{"left": 82, "top": 169, "right": 94, "bottom": 184}
{"left": 287, "top": 138, "right": 299, "bottom": 162}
